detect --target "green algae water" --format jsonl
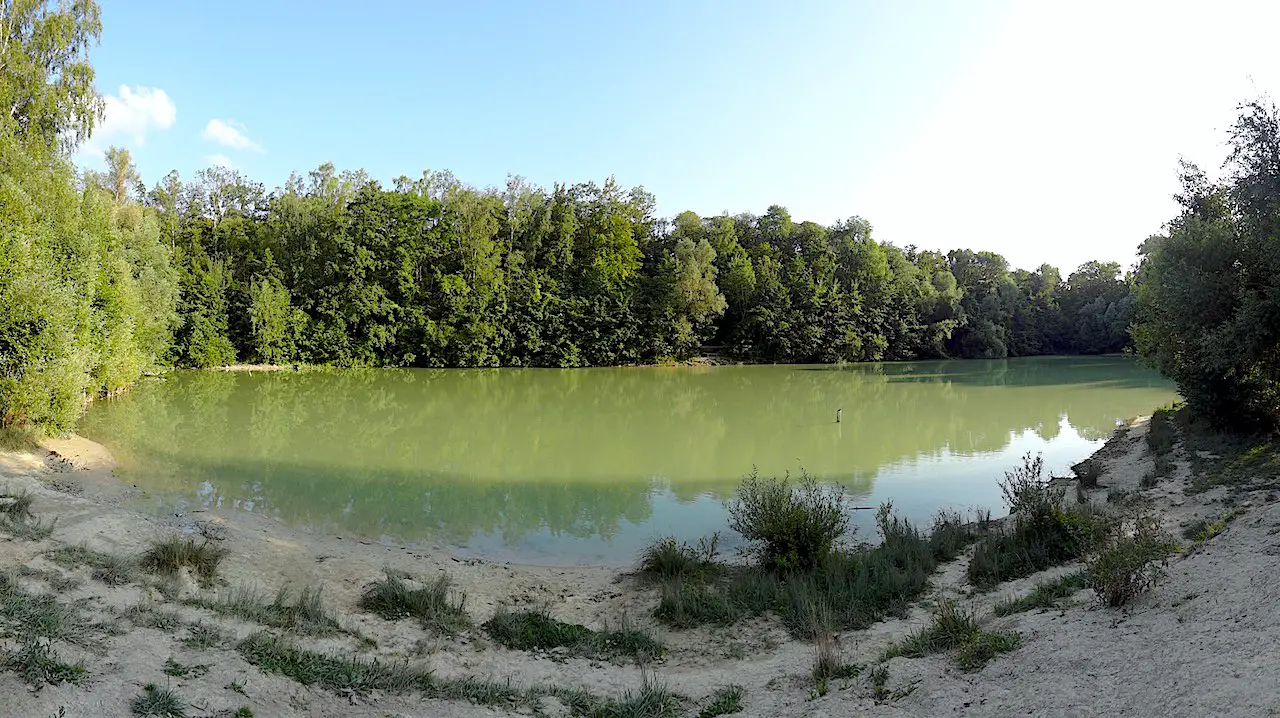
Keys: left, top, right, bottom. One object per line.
{"left": 77, "top": 357, "right": 1177, "bottom": 564}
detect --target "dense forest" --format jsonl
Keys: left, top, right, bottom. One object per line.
{"left": 2, "top": 0, "right": 1276, "bottom": 435}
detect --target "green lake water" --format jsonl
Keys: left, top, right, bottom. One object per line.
{"left": 77, "top": 357, "right": 1178, "bottom": 565}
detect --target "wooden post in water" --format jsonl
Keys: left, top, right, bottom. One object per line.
{"left": 836, "top": 408, "right": 842, "bottom": 423}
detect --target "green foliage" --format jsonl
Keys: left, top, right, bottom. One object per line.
{"left": 1086, "top": 513, "right": 1176, "bottom": 607}
{"left": 698, "top": 685, "right": 745, "bottom": 717}
{"left": 637, "top": 534, "right": 720, "bottom": 583}
{"left": 992, "top": 571, "right": 1087, "bottom": 616}
{"left": 728, "top": 470, "right": 850, "bottom": 571}
{"left": 1134, "top": 101, "right": 1280, "bottom": 432}
{"left": 652, "top": 504, "right": 979, "bottom": 638}
{"left": 131, "top": 684, "right": 186, "bottom": 717}
{"left": 881, "top": 599, "right": 1020, "bottom": 672}
{"left": 48, "top": 544, "right": 138, "bottom": 585}
{"left": 3, "top": 638, "right": 86, "bottom": 688}
{"left": 357, "top": 572, "right": 470, "bottom": 634}
{"left": 186, "top": 584, "right": 339, "bottom": 636}
{"left": 968, "top": 453, "right": 1109, "bottom": 588}
{"left": 481, "top": 607, "right": 663, "bottom": 661}
{"left": 140, "top": 537, "right": 228, "bottom": 585}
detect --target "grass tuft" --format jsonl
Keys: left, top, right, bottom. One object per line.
{"left": 956, "top": 631, "right": 1021, "bottom": 672}
{"left": 16, "top": 566, "right": 82, "bottom": 592}
{"left": 162, "top": 656, "right": 211, "bottom": 679}
{"left": 358, "top": 572, "right": 470, "bottom": 635}
{"left": 131, "top": 683, "right": 186, "bottom": 717}
{"left": 698, "top": 685, "right": 745, "bottom": 717}
{"left": 237, "top": 631, "right": 431, "bottom": 694}
{"left": 0, "top": 491, "right": 35, "bottom": 519}
{"left": 1, "top": 572, "right": 104, "bottom": 648}
{"left": 122, "top": 602, "right": 185, "bottom": 631}
{"left": 0, "top": 512, "right": 57, "bottom": 540}
{"left": 141, "top": 537, "right": 228, "bottom": 585}
{"left": 882, "top": 599, "right": 1019, "bottom": 672}
{"left": 187, "top": 584, "right": 339, "bottom": 636}
{"left": 638, "top": 535, "right": 720, "bottom": 583}
{"left": 483, "top": 606, "right": 663, "bottom": 661}
{"left": 3, "top": 638, "right": 86, "bottom": 688}
{"left": 181, "top": 622, "right": 232, "bottom": 650}
{"left": 992, "top": 571, "right": 1087, "bottom": 616}
{"left": 49, "top": 543, "right": 138, "bottom": 585}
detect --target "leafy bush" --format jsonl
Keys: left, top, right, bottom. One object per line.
{"left": 653, "top": 503, "right": 978, "bottom": 638}
{"left": 1132, "top": 100, "right": 1280, "bottom": 432}
{"left": 968, "top": 454, "right": 1110, "bottom": 588}
{"left": 728, "top": 469, "right": 849, "bottom": 571}
{"left": 1086, "top": 513, "right": 1175, "bottom": 607}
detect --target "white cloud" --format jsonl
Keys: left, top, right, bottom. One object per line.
{"left": 78, "top": 85, "right": 176, "bottom": 161}
{"left": 206, "top": 153, "right": 235, "bottom": 169}
{"left": 201, "top": 119, "right": 263, "bottom": 153}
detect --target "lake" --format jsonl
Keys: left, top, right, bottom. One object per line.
{"left": 77, "top": 357, "right": 1178, "bottom": 565}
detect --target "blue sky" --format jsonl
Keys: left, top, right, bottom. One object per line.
{"left": 82, "top": 0, "right": 1280, "bottom": 273}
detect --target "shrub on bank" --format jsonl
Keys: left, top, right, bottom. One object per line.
{"left": 968, "top": 453, "right": 1110, "bottom": 588}
{"left": 649, "top": 500, "right": 980, "bottom": 638}
{"left": 728, "top": 469, "right": 849, "bottom": 571}
{"left": 1086, "top": 513, "right": 1176, "bottom": 607}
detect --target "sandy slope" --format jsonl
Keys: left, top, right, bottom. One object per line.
{"left": 0, "top": 421, "right": 1276, "bottom": 717}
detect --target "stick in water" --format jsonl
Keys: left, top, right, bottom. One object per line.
{"left": 836, "top": 408, "right": 842, "bottom": 423}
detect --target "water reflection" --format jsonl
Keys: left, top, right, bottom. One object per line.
{"left": 78, "top": 357, "right": 1177, "bottom": 563}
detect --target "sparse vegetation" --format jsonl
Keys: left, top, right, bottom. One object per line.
{"left": 698, "top": 685, "right": 745, "bottom": 717}
{"left": 810, "top": 631, "right": 861, "bottom": 697}
{"left": 482, "top": 607, "right": 663, "bottom": 661}
{"left": 49, "top": 544, "right": 138, "bottom": 586}
{"left": 967, "top": 453, "right": 1110, "bottom": 588}
{"left": 728, "top": 469, "right": 850, "bottom": 571}
{"left": 163, "top": 656, "right": 211, "bottom": 679}
{"left": 1086, "top": 513, "right": 1177, "bottom": 607}
{"left": 181, "top": 622, "right": 232, "bottom": 650}
{"left": 131, "top": 683, "right": 187, "bottom": 717}
{"left": 3, "top": 638, "right": 86, "bottom": 688}
{"left": 123, "top": 602, "right": 185, "bottom": 631}
{"left": 881, "top": 599, "right": 1019, "bottom": 672}
{"left": 1174, "top": 406, "right": 1280, "bottom": 494}
{"left": 992, "top": 571, "right": 1087, "bottom": 616}
{"left": 1, "top": 572, "right": 105, "bottom": 649}
{"left": 0, "top": 494, "right": 56, "bottom": 540}
{"left": 358, "top": 572, "right": 470, "bottom": 635}
{"left": 1074, "top": 460, "right": 1102, "bottom": 489}
{"left": 141, "top": 537, "right": 228, "bottom": 585}
{"left": 16, "top": 566, "right": 82, "bottom": 592}
{"left": 638, "top": 534, "right": 720, "bottom": 583}
{"left": 187, "top": 585, "right": 339, "bottom": 636}
{"left": 0, "top": 490, "right": 35, "bottom": 519}
{"left": 237, "top": 631, "right": 674, "bottom": 715}
{"left": 649, "top": 495, "right": 980, "bottom": 638}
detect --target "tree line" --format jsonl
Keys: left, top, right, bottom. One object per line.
{"left": 5, "top": 0, "right": 1274, "bottom": 436}
{"left": 126, "top": 161, "right": 1135, "bottom": 373}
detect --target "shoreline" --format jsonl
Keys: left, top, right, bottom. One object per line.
{"left": 2, "top": 422, "right": 1278, "bottom": 716}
